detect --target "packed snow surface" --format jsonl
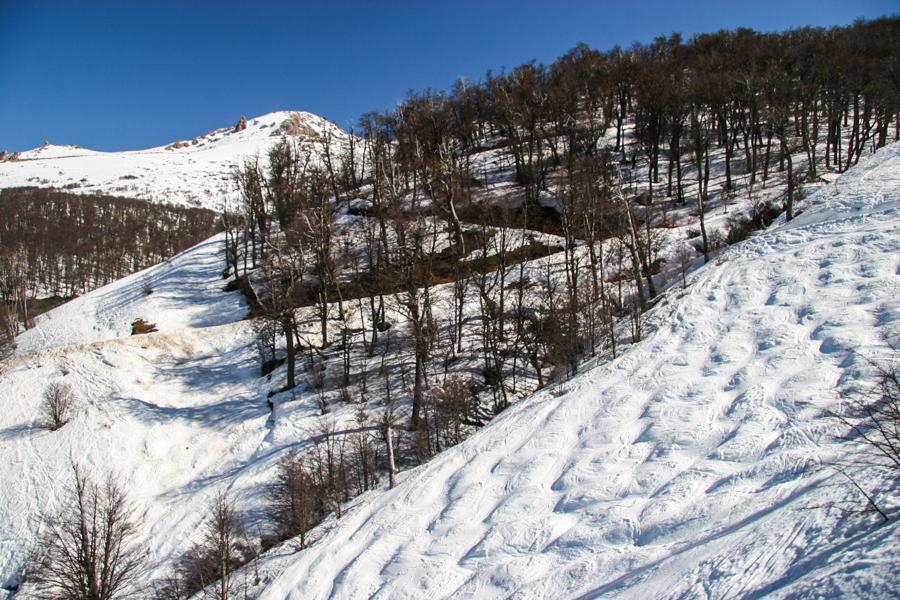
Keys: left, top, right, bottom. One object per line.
{"left": 0, "top": 111, "right": 345, "bottom": 208}
{"left": 258, "top": 146, "right": 900, "bottom": 598}
{"left": 14, "top": 233, "right": 248, "bottom": 353}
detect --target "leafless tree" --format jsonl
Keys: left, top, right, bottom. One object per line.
{"left": 428, "top": 375, "right": 477, "bottom": 450}
{"left": 268, "top": 453, "right": 322, "bottom": 549}
{"left": 41, "top": 382, "right": 74, "bottom": 431}
{"left": 164, "top": 492, "right": 256, "bottom": 600}
{"left": 28, "top": 464, "right": 146, "bottom": 600}
{"left": 306, "top": 421, "right": 349, "bottom": 519}
{"left": 347, "top": 407, "right": 379, "bottom": 495}
{"left": 380, "top": 376, "right": 400, "bottom": 489}
{"left": 0, "top": 303, "right": 15, "bottom": 362}
{"left": 827, "top": 354, "right": 900, "bottom": 522}
{"left": 675, "top": 243, "right": 694, "bottom": 289}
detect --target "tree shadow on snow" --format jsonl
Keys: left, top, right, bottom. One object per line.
{"left": 0, "top": 423, "right": 38, "bottom": 440}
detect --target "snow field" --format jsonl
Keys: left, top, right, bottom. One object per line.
{"left": 0, "top": 108, "right": 897, "bottom": 599}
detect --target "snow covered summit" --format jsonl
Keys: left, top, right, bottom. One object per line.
{"left": 0, "top": 111, "right": 346, "bottom": 209}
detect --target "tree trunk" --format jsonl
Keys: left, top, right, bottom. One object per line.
{"left": 284, "top": 316, "right": 296, "bottom": 389}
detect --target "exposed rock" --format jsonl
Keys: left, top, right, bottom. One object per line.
{"left": 234, "top": 115, "right": 248, "bottom": 132}
{"left": 275, "top": 113, "right": 317, "bottom": 138}
{"left": 131, "top": 319, "right": 158, "bottom": 335}
{"left": 0, "top": 150, "right": 7, "bottom": 161}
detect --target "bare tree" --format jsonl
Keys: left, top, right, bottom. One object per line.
{"left": 380, "top": 376, "right": 400, "bottom": 489}
{"left": 306, "top": 421, "right": 349, "bottom": 519}
{"left": 41, "top": 382, "right": 74, "bottom": 431}
{"left": 675, "top": 243, "right": 694, "bottom": 289}
{"left": 166, "top": 493, "right": 255, "bottom": 600}
{"left": 429, "top": 375, "right": 477, "bottom": 449}
{"left": 0, "top": 303, "right": 15, "bottom": 362}
{"left": 28, "top": 464, "right": 146, "bottom": 600}
{"left": 827, "top": 354, "right": 900, "bottom": 521}
{"left": 268, "top": 453, "right": 322, "bottom": 549}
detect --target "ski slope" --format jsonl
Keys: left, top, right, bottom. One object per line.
{"left": 256, "top": 145, "right": 900, "bottom": 598}
{"left": 1, "top": 140, "right": 897, "bottom": 599}
{"left": 0, "top": 234, "right": 259, "bottom": 595}
{"left": 0, "top": 111, "right": 346, "bottom": 209}
{"left": 14, "top": 233, "right": 248, "bottom": 354}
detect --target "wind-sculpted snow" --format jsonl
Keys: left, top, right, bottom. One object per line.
{"left": 257, "top": 145, "right": 900, "bottom": 599}
{"left": 0, "top": 111, "right": 347, "bottom": 209}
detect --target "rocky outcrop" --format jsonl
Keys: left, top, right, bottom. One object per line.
{"left": 274, "top": 113, "right": 316, "bottom": 138}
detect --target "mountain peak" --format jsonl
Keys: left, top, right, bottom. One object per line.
{"left": 0, "top": 110, "right": 347, "bottom": 208}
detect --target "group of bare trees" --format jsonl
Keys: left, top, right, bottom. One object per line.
{"left": 157, "top": 493, "right": 257, "bottom": 600}
{"left": 208, "top": 19, "right": 900, "bottom": 574}
{"left": 28, "top": 465, "right": 256, "bottom": 600}
{"left": 327, "top": 17, "right": 898, "bottom": 400}
{"left": 267, "top": 416, "right": 383, "bottom": 548}
{"left": 0, "top": 187, "right": 219, "bottom": 336}
{"left": 221, "top": 14, "right": 900, "bottom": 477}
{"left": 225, "top": 138, "right": 347, "bottom": 391}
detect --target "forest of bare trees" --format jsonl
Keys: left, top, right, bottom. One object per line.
{"left": 0, "top": 187, "right": 219, "bottom": 334}
{"left": 174, "top": 18, "right": 899, "bottom": 588}
{"left": 228, "top": 16, "right": 899, "bottom": 417}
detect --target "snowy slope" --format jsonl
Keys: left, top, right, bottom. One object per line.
{"left": 0, "top": 111, "right": 346, "bottom": 208}
{"left": 0, "top": 235, "right": 257, "bottom": 593}
{"left": 256, "top": 145, "right": 900, "bottom": 598}
{"left": 14, "top": 233, "right": 247, "bottom": 353}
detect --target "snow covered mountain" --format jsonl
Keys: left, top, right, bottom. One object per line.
{"left": 253, "top": 145, "right": 900, "bottom": 598}
{"left": 0, "top": 111, "right": 347, "bottom": 209}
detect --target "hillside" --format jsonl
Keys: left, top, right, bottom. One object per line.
{"left": 0, "top": 111, "right": 347, "bottom": 209}
{"left": 2, "top": 19, "right": 898, "bottom": 599}
{"left": 0, "top": 144, "right": 900, "bottom": 598}
{"left": 0, "top": 234, "right": 255, "bottom": 594}
{"left": 251, "top": 143, "right": 900, "bottom": 598}
{"left": 0, "top": 142, "right": 895, "bottom": 600}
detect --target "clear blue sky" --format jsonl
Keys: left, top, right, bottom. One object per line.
{"left": 1, "top": 0, "right": 895, "bottom": 152}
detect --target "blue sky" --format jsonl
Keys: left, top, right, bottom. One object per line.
{"left": 1, "top": 0, "right": 895, "bottom": 151}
